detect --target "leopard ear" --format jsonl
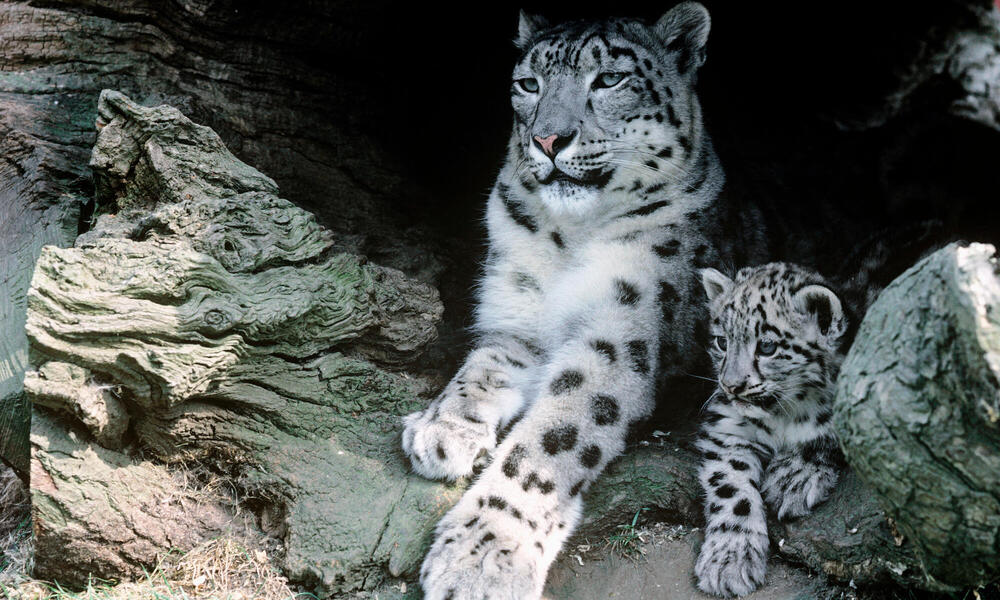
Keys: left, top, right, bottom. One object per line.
{"left": 793, "top": 285, "right": 847, "bottom": 339}
{"left": 516, "top": 10, "right": 549, "bottom": 50}
{"left": 701, "top": 268, "right": 733, "bottom": 303}
{"left": 654, "top": 2, "right": 711, "bottom": 74}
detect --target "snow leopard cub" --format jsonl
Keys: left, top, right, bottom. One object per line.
{"left": 401, "top": 3, "right": 727, "bottom": 599}
{"left": 695, "top": 263, "right": 848, "bottom": 597}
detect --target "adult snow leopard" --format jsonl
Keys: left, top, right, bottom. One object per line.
{"left": 695, "top": 263, "right": 847, "bottom": 597}
{"left": 402, "top": 4, "right": 726, "bottom": 598}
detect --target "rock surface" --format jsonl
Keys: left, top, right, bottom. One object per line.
{"left": 835, "top": 242, "right": 1000, "bottom": 591}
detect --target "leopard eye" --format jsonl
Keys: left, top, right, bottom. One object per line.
{"left": 757, "top": 339, "right": 777, "bottom": 356}
{"left": 516, "top": 77, "right": 539, "bottom": 93}
{"left": 593, "top": 72, "right": 627, "bottom": 89}
{"left": 714, "top": 336, "right": 727, "bottom": 352}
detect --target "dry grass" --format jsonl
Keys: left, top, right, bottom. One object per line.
{"left": 0, "top": 463, "right": 32, "bottom": 588}
{"left": 5, "top": 537, "right": 314, "bottom": 600}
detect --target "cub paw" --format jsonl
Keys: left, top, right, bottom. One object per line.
{"left": 420, "top": 502, "right": 544, "bottom": 600}
{"left": 402, "top": 406, "right": 496, "bottom": 480}
{"left": 762, "top": 462, "right": 838, "bottom": 521}
{"left": 695, "top": 531, "right": 768, "bottom": 598}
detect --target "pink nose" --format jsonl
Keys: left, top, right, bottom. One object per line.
{"left": 533, "top": 134, "right": 559, "bottom": 158}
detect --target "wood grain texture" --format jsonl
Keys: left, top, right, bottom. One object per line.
{"left": 835, "top": 242, "right": 1000, "bottom": 590}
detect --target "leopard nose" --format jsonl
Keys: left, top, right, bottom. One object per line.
{"left": 533, "top": 130, "right": 576, "bottom": 159}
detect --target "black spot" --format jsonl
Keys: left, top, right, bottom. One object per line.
{"left": 539, "top": 480, "right": 555, "bottom": 494}
{"left": 591, "top": 394, "right": 620, "bottom": 426}
{"left": 550, "top": 231, "right": 564, "bottom": 248}
{"left": 615, "top": 279, "right": 641, "bottom": 305}
{"left": 745, "top": 417, "right": 772, "bottom": 435}
{"left": 666, "top": 103, "right": 682, "bottom": 127}
{"left": 445, "top": 590, "right": 456, "bottom": 600}
{"left": 503, "top": 355, "right": 526, "bottom": 369}
{"left": 569, "top": 480, "right": 585, "bottom": 497}
{"left": 716, "top": 484, "right": 737, "bottom": 499}
{"left": 481, "top": 532, "right": 496, "bottom": 543}
{"left": 535, "top": 541, "right": 544, "bottom": 552}
{"left": 621, "top": 200, "right": 669, "bottom": 218}
{"left": 488, "top": 496, "right": 507, "bottom": 510}
{"left": 733, "top": 498, "right": 752, "bottom": 516}
{"left": 658, "top": 281, "right": 679, "bottom": 303}
{"left": 656, "top": 146, "right": 673, "bottom": 158}
{"left": 590, "top": 339, "right": 617, "bottom": 362}
{"left": 817, "top": 410, "right": 832, "bottom": 425}
{"left": 464, "top": 517, "right": 479, "bottom": 528}
{"left": 464, "top": 413, "right": 484, "bottom": 424}
{"left": 708, "top": 503, "right": 722, "bottom": 514}
{"left": 550, "top": 369, "right": 584, "bottom": 394}
{"left": 645, "top": 182, "right": 666, "bottom": 194}
{"left": 580, "top": 445, "right": 602, "bottom": 468}
{"left": 436, "top": 444, "right": 447, "bottom": 460}
{"left": 609, "top": 46, "right": 637, "bottom": 60}
{"left": 708, "top": 471, "right": 725, "bottom": 486}
{"left": 652, "top": 239, "right": 681, "bottom": 258}
{"left": 502, "top": 444, "right": 527, "bottom": 478}
{"left": 729, "top": 459, "right": 749, "bottom": 471}
{"left": 703, "top": 411, "right": 724, "bottom": 424}
{"left": 541, "top": 424, "right": 578, "bottom": 455}
{"left": 502, "top": 195, "right": 538, "bottom": 233}
{"left": 703, "top": 450, "right": 720, "bottom": 461}
{"left": 626, "top": 339, "right": 650, "bottom": 375}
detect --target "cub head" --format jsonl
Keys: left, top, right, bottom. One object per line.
{"left": 700, "top": 263, "right": 848, "bottom": 405}
{"left": 509, "top": 2, "right": 712, "bottom": 215}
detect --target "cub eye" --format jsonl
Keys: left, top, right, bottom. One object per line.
{"left": 593, "top": 72, "right": 627, "bottom": 89}
{"left": 713, "top": 336, "right": 727, "bottom": 352}
{"left": 516, "top": 78, "right": 539, "bottom": 93}
{"left": 757, "top": 339, "right": 777, "bottom": 356}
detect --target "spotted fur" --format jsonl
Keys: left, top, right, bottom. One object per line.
{"left": 401, "top": 4, "right": 728, "bottom": 599}
{"left": 694, "top": 263, "right": 848, "bottom": 597}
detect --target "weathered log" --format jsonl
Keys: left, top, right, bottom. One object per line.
{"left": 25, "top": 90, "right": 450, "bottom": 594}
{"left": 835, "top": 242, "right": 1000, "bottom": 590}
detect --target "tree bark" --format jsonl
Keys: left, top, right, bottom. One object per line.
{"left": 835, "top": 242, "right": 1000, "bottom": 591}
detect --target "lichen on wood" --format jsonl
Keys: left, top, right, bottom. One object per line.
{"left": 834, "top": 242, "right": 1000, "bottom": 590}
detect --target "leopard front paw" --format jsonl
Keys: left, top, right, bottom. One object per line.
{"left": 402, "top": 405, "right": 496, "bottom": 480}
{"left": 695, "top": 531, "right": 769, "bottom": 598}
{"left": 420, "top": 502, "right": 544, "bottom": 600}
{"left": 763, "top": 463, "right": 838, "bottom": 521}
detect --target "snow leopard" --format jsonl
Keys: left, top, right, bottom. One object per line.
{"left": 694, "top": 263, "right": 848, "bottom": 597}
{"left": 401, "top": 3, "right": 729, "bottom": 599}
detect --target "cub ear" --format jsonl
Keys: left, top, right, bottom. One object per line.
{"left": 701, "top": 268, "right": 733, "bottom": 303}
{"left": 654, "top": 1, "right": 711, "bottom": 74}
{"left": 516, "top": 10, "right": 549, "bottom": 50}
{"left": 792, "top": 285, "right": 847, "bottom": 339}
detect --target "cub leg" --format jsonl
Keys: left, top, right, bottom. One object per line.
{"left": 761, "top": 433, "right": 840, "bottom": 521}
{"left": 694, "top": 402, "right": 770, "bottom": 598}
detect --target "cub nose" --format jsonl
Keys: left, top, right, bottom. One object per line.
{"left": 532, "top": 130, "right": 576, "bottom": 159}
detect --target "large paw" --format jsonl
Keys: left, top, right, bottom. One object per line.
{"left": 695, "top": 531, "right": 769, "bottom": 598}
{"left": 420, "top": 501, "right": 544, "bottom": 600}
{"left": 762, "top": 461, "right": 838, "bottom": 521}
{"left": 402, "top": 406, "right": 496, "bottom": 480}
